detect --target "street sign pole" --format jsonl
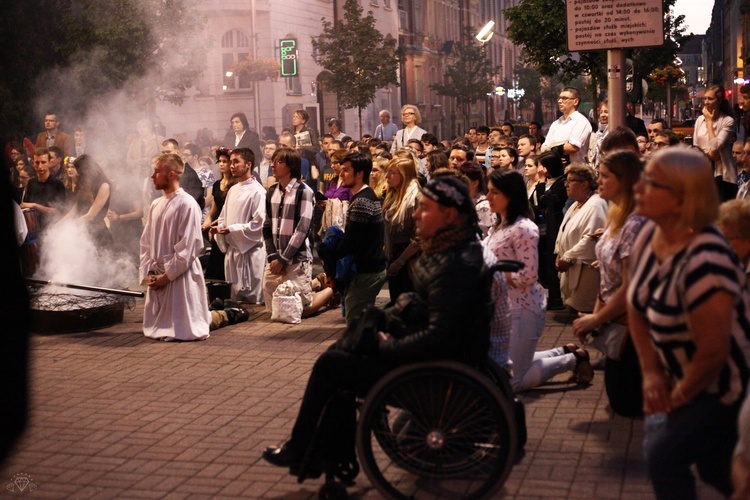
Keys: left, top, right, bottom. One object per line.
{"left": 608, "top": 49, "right": 626, "bottom": 129}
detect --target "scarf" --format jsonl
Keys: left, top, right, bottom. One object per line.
{"left": 421, "top": 223, "right": 476, "bottom": 255}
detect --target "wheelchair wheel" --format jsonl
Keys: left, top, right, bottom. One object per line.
{"left": 357, "top": 361, "right": 517, "bottom": 499}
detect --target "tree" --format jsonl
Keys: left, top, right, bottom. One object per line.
{"left": 0, "top": 0, "right": 208, "bottom": 138}
{"left": 505, "top": 0, "right": 687, "bottom": 106}
{"left": 430, "top": 26, "right": 500, "bottom": 130}
{"left": 312, "top": 0, "right": 403, "bottom": 133}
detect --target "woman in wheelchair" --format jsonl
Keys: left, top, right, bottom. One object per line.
{"left": 263, "top": 176, "right": 494, "bottom": 476}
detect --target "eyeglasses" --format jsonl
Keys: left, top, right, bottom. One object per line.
{"left": 402, "top": 112, "right": 416, "bottom": 116}
{"left": 640, "top": 173, "right": 677, "bottom": 193}
{"left": 557, "top": 96, "right": 575, "bottom": 102}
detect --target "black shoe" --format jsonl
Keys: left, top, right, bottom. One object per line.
{"left": 225, "top": 307, "right": 249, "bottom": 324}
{"left": 547, "top": 300, "right": 565, "bottom": 311}
{"left": 208, "top": 298, "right": 224, "bottom": 311}
{"left": 262, "top": 441, "right": 303, "bottom": 468}
{"left": 223, "top": 299, "right": 241, "bottom": 309}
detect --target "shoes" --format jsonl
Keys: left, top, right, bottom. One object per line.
{"left": 262, "top": 441, "right": 323, "bottom": 479}
{"left": 262, "top": 440, "right": 303, "bottom": 468}
{"left": 225, "top": 307, "right": 249, "bottom": 324}
{"left": 208, "top": 298, "right": 224, "bottom": 311}
{"left": 223, "top": 299, "right": 241, "bottom": 309}
{"left": 327, "top": 292, "right": 341, "bottom": 309}
{"left": 568, "top": 347, "right": 594, "bottom": 385}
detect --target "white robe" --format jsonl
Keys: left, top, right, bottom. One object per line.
{"left": 216, "top": 177, "right": 267, "bottom": 303}
{"left": 139, "top": 188, "right": 210, "bottom": 341}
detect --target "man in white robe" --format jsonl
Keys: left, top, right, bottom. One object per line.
{"left": 139, "top": 154, "right": 210, "bottom": 341}
{"left": 213, "top": 147, "right": 267, "bottom": 304}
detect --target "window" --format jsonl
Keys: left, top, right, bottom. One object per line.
{"left": 383, "top": 0, "right": 392, "bottom": 9}
{"left": 222, "top": 29, "right": 252, "bottom": 91}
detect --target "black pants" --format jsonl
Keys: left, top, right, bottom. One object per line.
{"left": 604, "top": 336, "right": 643, "bottom": 417}
{"left": 715, "top": 176, "right": 738, "bottom": 202}
{"left": 289, "top": 347, "right": 391, "bottom": 460}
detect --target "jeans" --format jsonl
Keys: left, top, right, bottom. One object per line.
{"left": 509, "top": 308, "right": 575, "bottom": 392}
{"left": 643, "top": 394, "right": 739, "bottom": 499}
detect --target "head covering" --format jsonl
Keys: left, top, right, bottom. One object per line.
{"left": 421, "top": 176, "right": 474, "bottom": 214}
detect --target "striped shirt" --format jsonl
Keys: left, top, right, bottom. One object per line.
{"left": 262, "top": 178, "right": 314, "bottom": 265}
{"left": 627, "top": 221, "right": 750, "bottom": 405}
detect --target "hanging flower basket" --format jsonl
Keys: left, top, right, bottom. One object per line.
{"left": 649, "top": 65, "right": 685, "bottom": 88}
{"left": 230, "top": 56, "right": 280, "bottom": 81}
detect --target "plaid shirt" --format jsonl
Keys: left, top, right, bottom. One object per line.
{"left": 262, "top": 178, "right": 314, "bottom": 264}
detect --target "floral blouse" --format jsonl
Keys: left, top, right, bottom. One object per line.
{"left": 595, "top": 212, "right": 646, "bottom": 304}
{"left": 483, "top": 216, "right": 547, "bottom": 316}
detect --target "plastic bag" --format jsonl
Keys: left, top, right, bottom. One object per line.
{"left": 270, "top": 281, "right": 303, "bottom": 324}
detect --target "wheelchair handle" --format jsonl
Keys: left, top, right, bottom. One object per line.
{"left": 489, "top": 260, "right": 524, "bottom": 273}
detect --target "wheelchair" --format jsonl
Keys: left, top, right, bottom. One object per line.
{"left": 296, "top": 261, "right": 526, "bottom": 499}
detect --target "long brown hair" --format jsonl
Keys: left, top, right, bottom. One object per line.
{"left": 599, "top": 150, "right": 642, "bottom": 236}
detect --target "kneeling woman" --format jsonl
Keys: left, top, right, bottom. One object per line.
{"left": 484, "top": 170, "right": 592, "bottom": 391}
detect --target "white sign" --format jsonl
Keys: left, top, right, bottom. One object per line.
{"left": 566, "top": 0, "right": 664, "bottom": 52}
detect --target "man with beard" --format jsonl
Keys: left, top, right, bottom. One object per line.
{"left": 139, "top": 153, "right": 210, "bottom": 341}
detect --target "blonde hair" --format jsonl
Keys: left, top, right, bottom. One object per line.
{"left": 718, "top": 199, "right": 750, "bottom": 239}
{"left": 599, "top": 150, "right": 642, "bottom": 236}
{"left": 157, "top": 153, "right": 185, "bottom": 176}
{"left": 382, "top": 155, "right": 419, "bottom": 225}
{"left": 371, "top": 156, "right": 389, "bottom": 198}
{"left": 400, "top": 104, "right": 422, "bottom": 125}
{"left": 649, "top": 146, "right": 718, "bottom": 231}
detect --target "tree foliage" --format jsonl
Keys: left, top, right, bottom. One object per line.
{"left": 0, "top": 0, "right": 208, "bottom": 136}
{"left": 505, "top": 0, "right": 687, "bottom": 100}
{"left": 312, "top": 0, "right": 403, "bottom": 129}
{"left": 430, "top": 26, "right": 501, "bottom": 122}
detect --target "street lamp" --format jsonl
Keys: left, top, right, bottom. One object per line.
{"left": 476, "top": 21, "right": 495, "bottom": 43}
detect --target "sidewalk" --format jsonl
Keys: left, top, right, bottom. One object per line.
{"left": 0, "top": 291, "right": 720, "bottom": 499}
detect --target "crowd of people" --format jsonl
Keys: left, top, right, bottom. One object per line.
{"left": 7, "top": 84, "right": 750, "bottom": 498}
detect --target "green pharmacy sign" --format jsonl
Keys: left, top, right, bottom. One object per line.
{"left": 280, "top": 39, "right": 298, "bottom": 77}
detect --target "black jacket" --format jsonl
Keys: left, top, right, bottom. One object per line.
{"left": 379, "top": 237, "right": 490, "bottom": 368}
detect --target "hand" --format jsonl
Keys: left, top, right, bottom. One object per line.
{"left": 377, "top": 331, "right": 391, "bottom": 345}
{"left": 556, "top": 256, "right": 571, "bottom": 272}
{"left": 215, "top": 225, "right": 230, "bottom": 235}
{"left": 269, "top": 259, "right": 285, "bottom": 275}
{"left": 316, "top": 200, "right": 327, "bottom": 211}
{"left": 147, "top": 273, "right": 169, "bottom": 290}
{"left": 702, "top": 105, "right": 715, "bottom": 123}
{"left": 107, "top": 209, "right": 118, "bottom": 220}
{"left": 642, "top": 371, "right": 673, "bottom": 415}
{"left": 732, "top": 454, "right": 750, "bottom": 500}
{"left": 572, "top": 312, "right": 599, "bottom": 344}
{"left": 589, "top": 228, "right": 605, "bottom": 240}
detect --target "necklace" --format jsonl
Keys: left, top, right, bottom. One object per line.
{"left": 575, "top": 192, "right": 593, "bottom": 210}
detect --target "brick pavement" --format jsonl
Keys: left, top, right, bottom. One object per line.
{"left": 1, "top": 290, "right": 722, "bottom": 499}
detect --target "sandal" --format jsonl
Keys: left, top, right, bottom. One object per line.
{"left": 562, "top": 343, "right": 579, "bottom": 355}
{"left": 568, "top": 347, "right": 594, "bottom": 385}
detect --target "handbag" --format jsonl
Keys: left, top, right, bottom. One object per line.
{"left": 588, "top": 322, "right": 628, "bottom": 361}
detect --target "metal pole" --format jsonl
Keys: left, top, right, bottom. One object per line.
{"left": 607, "top": 49, "right": 626, "bottom": 129}
{"left": 26, "top": 279, "right": 145, "bottom": 298}
{"left": 251, "top": 0, "right": 261, "bottom": 135}
{"left": 666, "top": 85, "right": 672, "bottom": 129}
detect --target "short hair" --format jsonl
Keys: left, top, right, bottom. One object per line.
{"left": 230, "top": 112, "right": 250, "bottom": 131}
{"left": 477, "top": 125, "right": 491, "bottom": 135}
{"left": 538, "top": 150, "right": 564, "bottom": 178}
{"left": 565, "top": 163, "right": 598, "bottom": 192}
{"left": 649, "top": 118, "right": 667, "bottom": 129}
{"left": 48, "top": 146, "right": 63, "bottom": 159}
{"left": 320, "top": 133, "right": 334, "bottom": 142}
{"left": 740, "top": 84, "right": 750, "bottom": 97}
{"left": 561, "top": 86, "right": 581, "bottom": 102}
{"left": 33, "top": 147, "right": 50, "bottom": 160}
{"left": 502, "top": 122, "right": 515, "bottom": 132}
{"left": 271, "top": 147, "right": 302, "bottom": 179}
{"left": 406, "top": 138, "right": 424, "bottom": 153}
{"left": 279, "top": 132, "right": 296, "bottom": 147}
{"left": 157, "top": 153, "right": 185, "bottom": 176}
{"left": 183, "top": 142, "right": 200, "bottom": 157}
{"left": 487, "top": 170, "right": 532, "bottom": 225}
{"left": 330, "top": 149, "right": 349, "bottom": 164}
{"left": 718, "top": 199, "right": 750, "bottom": 240}
{"left": 331, "top": 139, "right": 344, "bottom": 149}
{"left": 341, "top": 151, "right": 372, "bottom": 184}
{"left": 294, "top": 109, "right": 309, "bottom": 123}
{"left": 600, "top": 126, "right": 639, "bottom": 155}
{"left": 459, "top": 162, "right": 488, "bottom": 195}
{"left": 327, "top": 118, "right": 341, "bottom": 128}
{"left": 400, "top": 104, "right": 422, "bottom": 125}
{"left": 162, "top": 138, "right": 179, "bottom": 149}
{"left": 361, "top": 134, "right": 372, "bottom": 141}
{"left": 421, "top": 133, "right": 439, "bottom": 147}
{"left": 530, "top": 121, "right": 542, "bottom": 129}
{"left": 231, "top": 147, "right": 255, "bottom": 167}
{"left": 517, "top": 134, "right": 537, "bottom": 147}
{"left": 648, "top": 146, "right": 718, "bottom": 231}
{"left": 636, "top": 132, "right": 649, "bottom": 141}
{"left": 379, "top": 110, "right": 391, "bottom": 118}
{"left": 655, "top": 130, "right": 680, "bottom": 146}
{"left": 368, "top": 137, "right": 382, "bottom": 147}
